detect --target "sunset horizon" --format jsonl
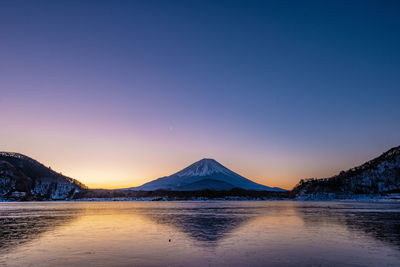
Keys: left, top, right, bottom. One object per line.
{"left": 1, "top": 146, "right": 399, "bottom": 190}
{"left": 2, "top": 1, "right": 399, "bottom": 193}
{"left": 1, "top": 1, "right": 399, "bottom": 266}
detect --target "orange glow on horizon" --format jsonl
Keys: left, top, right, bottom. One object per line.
{"left": 1, "top": 125, "right": 385, "bottom": 192}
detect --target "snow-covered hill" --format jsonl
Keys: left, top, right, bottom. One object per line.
{"left": 292, "top": 145, "right": 400, "bottom": 199}
{"left": 129, "top": 158, "right": 285, "bottom": 191}
{"left": 0, "top": 152, "right": 87, "bottom": 200}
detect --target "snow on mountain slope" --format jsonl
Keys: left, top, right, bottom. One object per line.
{"left": 129, "top": 158, "right": 285, "bottom": 191}
{"left": 0, "top": 152, "right": 87, "bottom": 200}
{"left": 292, "top": 145, "right": 400, "bottom": 199}
{"left": 175, "top": 158, "right": 235, "bottom": 177}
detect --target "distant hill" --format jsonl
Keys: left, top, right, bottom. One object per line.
{"left": 0, "top": 152, "right": 87, "bottom": 200}
{"left": 129, "top": 158, "right": 285, "bottom": 191}
{"left": 3, "top": 146, "right": 399, "bottom": 201}
{"left": 292, "top": 146, "right": 400, "bottom": 200}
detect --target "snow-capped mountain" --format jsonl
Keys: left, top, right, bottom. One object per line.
{"left": 129, "top": 158, "right": 285, "bottom": 191}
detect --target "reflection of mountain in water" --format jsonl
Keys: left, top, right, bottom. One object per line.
{"left": 296, "top": 204, "right": 400, "bottom": 250}
{"left": 144, "top": 208, "right": 253, "bottom": 244}
{"left": 0, "top": 212, "right": 79, "bottom": 252}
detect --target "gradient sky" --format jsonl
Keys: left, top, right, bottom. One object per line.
{"left": 1, "top": 0, "right": 399, "bottom": 189}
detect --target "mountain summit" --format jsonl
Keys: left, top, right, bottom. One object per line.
{"left": 175, "top": 158, "right": 240, "bottom": 177}
{"left": 130, "top": 158, "right": 285, "bottom": 191}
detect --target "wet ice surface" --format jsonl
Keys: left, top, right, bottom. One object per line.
{"left": 0, "top": 201, "right": 399, "bottom": 266}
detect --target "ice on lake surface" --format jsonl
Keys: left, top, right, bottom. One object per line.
{"left": 0, "top": 201, "right": 399, "bottom": 266}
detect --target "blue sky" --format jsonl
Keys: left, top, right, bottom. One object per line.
{"left": 1, "top": 0, "right": 399, "bottom": 188}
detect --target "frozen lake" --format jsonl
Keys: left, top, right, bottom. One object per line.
{"left": 0, "top": 201, "right": 399, "bottom": 266}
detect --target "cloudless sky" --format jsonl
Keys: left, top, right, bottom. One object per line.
{"left": 1, "top": 0, "right": 399, "bottom": 189}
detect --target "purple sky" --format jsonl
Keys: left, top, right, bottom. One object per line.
{"left": 1, "top": 0, "right": 399, "bottom": 189}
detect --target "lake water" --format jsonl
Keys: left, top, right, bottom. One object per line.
{"left": 0, "top": 201, "right": 399, "bottom": 266}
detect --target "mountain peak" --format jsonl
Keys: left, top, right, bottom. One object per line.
{"left": 199, "top": 158, "right": 217, "bottom": 162}
{"left": 131, "top": 158, "right": 284, "bottom": 191}
{"left": 174, "top": 158, "right": 234, "bottom": 177}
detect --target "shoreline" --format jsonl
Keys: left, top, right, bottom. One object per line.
{"left": 1, "top": 197, "right": 399, "bottom": 203}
